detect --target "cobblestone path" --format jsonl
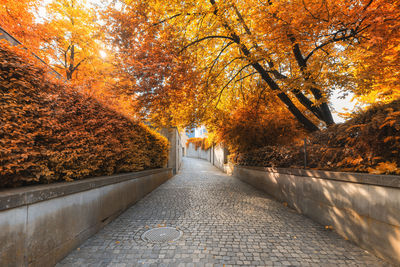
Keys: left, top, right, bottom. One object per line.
{"left": 58, "top": 158, "right": 387, "bottom": 267}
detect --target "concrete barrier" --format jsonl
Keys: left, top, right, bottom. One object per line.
{"left": 159, "top": 127, "right": 183, "bottom": 174}
{"left": 234, "top": 166, "right": 400, "bottom": 265}
{"left": 186, "top": 143, "right": 231, "bottom": 173}
{"left": 186, "top": 143, "right": 211, "bottom": 161}
{"left": 0, "top": 168, "right": 172, "bottom": 267}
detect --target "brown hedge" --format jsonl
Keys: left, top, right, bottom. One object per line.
{"left": 0, "top": 43, "right": 169, "bottom": 187}
{"left": 233, "top": 100, "right": 400, "bottom": 175}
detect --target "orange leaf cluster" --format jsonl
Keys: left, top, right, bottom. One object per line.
{"left": 0, "top": 43, "right": 169, "bottom": 188}
{"left": 210, "top": 101, "right": 305, "bottom": 154}
{"left": 0, "top": 0, "right": 45, "bottom": 54}
{"left": 234, "top": 100, "right": 400, "bottom": 175}
{"left": 186, "top": 138, "right": 212, "bottom": 151}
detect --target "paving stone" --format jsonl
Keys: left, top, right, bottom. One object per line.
{"left": 57, "top": 158, "right": 389, "bottom": 266}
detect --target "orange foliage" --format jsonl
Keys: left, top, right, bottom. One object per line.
{"left": 42, "top": 0, "right": 102, "bottom": 81}
{"left": 0, "top": 0, "right": 45, "bottom": 53}
{"left": 234, "top": 100, "right": 400, "bottom": 175}
{"left": 210, "top": 100, "right": 305, "bottom": 153}
{"left": 348, "top": 0, "right": 400, "bottom": 103}
{"left": 186, "top": 138, "right": 212, "bottom": 151}
{"left": 0, "top": 43, "right": 168, "bottom": 188}
{"left": 106, "top": 1, "right": 201, "bottom": 127}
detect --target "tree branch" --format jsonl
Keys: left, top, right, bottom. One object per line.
{"left": 207, "top": 56, "right": 245, "bottom": 86}
{"left": 180, "top": 35, "right": 235, "bottom": 52}
{"left": 153, "top": 13, "right": 182, "bottom": 26}
{"left": 210, "top": 0, "right": 320, "bottom": 131}
{"left": 215, "top": 63, "right": 253, "bottom": 107}
{"left": 208, "top": 41, "right": 234, "bottom": 75}
{"left": 72, "top": 58, "right": 86, "bottom": 73}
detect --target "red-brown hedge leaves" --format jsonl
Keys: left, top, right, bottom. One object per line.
{"left": 233, "top": 100, "right": 400, "bottom": 175}
{"left": 214, "top": 104, "right": 305, "bottom": 154}
{"left": 0, "top": 43, "right": 169, "bottom": 187}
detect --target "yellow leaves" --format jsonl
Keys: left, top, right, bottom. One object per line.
{"left": 384, "top": 136, "right": 395, "bottom": 143}
{"left": 186, "top": 137, "right": 212, "bottom": 151}
{"left": 368, "top": 162, "right": 399, "bottom": 175}
{"left": 379, "top": 119, "right": 396, "bottom": 129}
{"left": 348, "top": 157, "right": 363, "bottom": 165}
{"left": 43, "top": 0, "right": 103, "bottom": 81}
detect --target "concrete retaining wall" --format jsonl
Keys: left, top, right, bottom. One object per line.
{"left": 186, "top": 143, "right": 231, "bottom": 173}
{"left": 0, "top": 168, "right": 172, "bottom": 267}
{"left": 211, "top": 144, "right": 228, "bottom": 172}
{"left": 160, "top": 127, "right": 183, "bottom": 174}
{"left": 234, "top": 166, "right": 400, "bottom": 265}
{"left": 186, "top": 143, "right": 211, "bottom": 161}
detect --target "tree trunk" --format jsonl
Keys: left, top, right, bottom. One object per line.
{"left": 210, "top": 0, "right": 320, "bottom": 132}
{"left": 66, "top": 45, "right": 75, "bottom": 80}
{"left": 291, "top": 41, "right": 335, "bottom": 126}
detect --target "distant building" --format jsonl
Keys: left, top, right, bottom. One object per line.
{"left": 182, "top": 126, "right": 207, "bottom": 157}
{"left": 185, "top": 126, "right": 207, "bottom": 139}
{"left": 195, "top": 125, "right": 208, "bottom": 138}
{"left": 186, "top": 128, "right": 196, "bottom": 138}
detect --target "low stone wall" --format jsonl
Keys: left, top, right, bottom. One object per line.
{"left": 186, "top": 143, "right": 211, "bottom": 161}
{"left": 186, "top": 143, "right": 231, "bottom": 173}
{"left": 159, "top": 127, "right": 183, "bottom": 174}
{"left": 234, "top": 166, "right": 400, "bottom": 265}
{"left": 0, "top": 168, "right": 172, "bottom": 267}
{"left": 211, "top": 144, "right": 229, "bottom": 172}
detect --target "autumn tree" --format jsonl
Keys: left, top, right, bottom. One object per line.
{"left": 106, "top": 1, "right": 201, "bottom": 127}
{"left": 113, "top": 0, "right": 397, "bottom": 132}
{"left": 207, "top": 92, "right": 305, "bottom": 153}
{"left": 0, "top": 0, "right": 46, "bottom": 53}
{"left": 42, "top": 0, "right": 102, "bottom": 80}
{"left": 347, "top": 0, "right": 400, "bottom": 104}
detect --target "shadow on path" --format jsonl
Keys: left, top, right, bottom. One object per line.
{"left": 58, "top": 158, "right": 388, "bottom": 266}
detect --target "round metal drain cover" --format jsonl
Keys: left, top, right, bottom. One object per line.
{"left": 141, "top": 227, "right": 182, "bottom": 243}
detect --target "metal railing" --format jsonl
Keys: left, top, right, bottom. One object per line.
{"left": 0, "top": 26, "right": 63, "bottom": 79}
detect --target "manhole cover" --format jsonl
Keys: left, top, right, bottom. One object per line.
{"left": 141, "top": 227, "right": 182, "bottom": 243}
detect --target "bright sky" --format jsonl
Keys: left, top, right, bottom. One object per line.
{"left": 330, "top": 90, "right": 355, "bottom": 123}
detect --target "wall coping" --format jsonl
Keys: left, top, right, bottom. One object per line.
{"left": 236, "top": 165, "right": 400, "bottom": 189}
{"left": 0, "top": 168, "right": 172, "bottom": 211}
